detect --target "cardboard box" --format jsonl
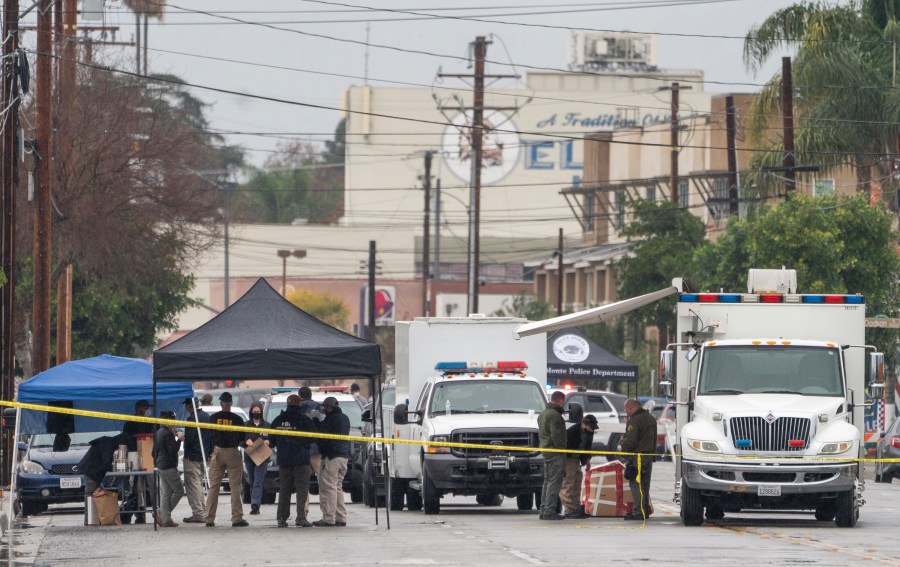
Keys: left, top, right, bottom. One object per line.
{"left": 582, "top": 461, "right": 633, "bottom": 517}
{"left": 135, "top": 433, "right": 154, "bottom": 471}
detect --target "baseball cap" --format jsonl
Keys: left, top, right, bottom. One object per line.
{"left": 160, "top": 410, "right": 176, "bottom": 419}
{"left": 183, "top": 397, "right": 196, "bottom": 406}
{"left": 583, "top": 415, "right": 599, "bottom": 429}
{"left": 350, "top": 382, "right": 360, "bottom": 392}
{"left": 219, "top": 392, "right": 233, "bottom": 403}
{"left": 135, "top": 400, "right": 150, "bottom": 409}
{"left": 322, "top": 396, "right": 339, "bottom": 408}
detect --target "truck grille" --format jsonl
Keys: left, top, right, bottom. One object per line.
{"left": 729, "top": 416, "right": 811, "bottom": 452}
{"left": 450, "top": 430, "right": 539, "bottom": 458}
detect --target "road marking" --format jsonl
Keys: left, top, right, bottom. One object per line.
{"left": 504, "top": 547, "right": 546, "bottom": 565}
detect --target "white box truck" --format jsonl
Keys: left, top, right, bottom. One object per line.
{"left": 390, "top": 316, "right": 550, "bottom": 514}
{"left": 659, "top": 269, "right": 885, "bottom": 527}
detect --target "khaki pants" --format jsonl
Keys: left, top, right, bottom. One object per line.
{"left": 305, "top": 452, "right": 321, "bottom": 516}
{"left": 183, "top": 459, "right": 205, "bottom": 519}
{"left": 204, "top": 447, "right": 244, "bottom": 524}
{"left": 319, "top": 456, "right": 348, "bottom": 524}
{"left": 560, "top": 458, "right": 584, "bottom": 515}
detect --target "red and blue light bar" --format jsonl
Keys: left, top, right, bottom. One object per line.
{"left": 680, "top": 293, "right": 864, "bottom": 304}
{"left": 435, "top": 361, "right": 528, "bottom": 374}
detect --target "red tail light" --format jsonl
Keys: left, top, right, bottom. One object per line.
{"left": 891, "top": 436, "right": 900, "bottom": 449}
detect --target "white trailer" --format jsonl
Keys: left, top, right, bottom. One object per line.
{"left": 659, "top": 269, "right": 885, "bottom": 527}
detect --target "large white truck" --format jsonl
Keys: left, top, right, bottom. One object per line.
{"left": 390, "top": 316, "right": 550, "bottom": 514}
{"left": 659, "top": 269, "right": 885, "bottom": 527}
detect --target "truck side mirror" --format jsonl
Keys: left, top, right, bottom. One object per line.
{"left": 361, "top": 409, "right": 372, "bottom": 423}
{"left": 868, "top": 352, "right": 885, "bottom": 397}
{"left": 659, "top": 350, "right": 674, "bottom": 398}
{"left": 567, "top": 402, "right": 584, "bottom": 424}
{"left": 392, "top": 403, "right": 409, "bottom": 425}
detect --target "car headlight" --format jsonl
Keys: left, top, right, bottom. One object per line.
{"left": 819, "top": 441, "right": 853, "bottom": 455}
{"left": 426, "top": 435, "right": 450, "bottom": 454}
{"left": 686, "top": 439, "right": 721, "bottom": 453}
{"left": 21, "top": 460, "right": 46, "bottom": 474}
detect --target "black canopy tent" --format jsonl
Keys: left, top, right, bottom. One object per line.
{"left": 151, "top": 278, "right": 389, "bottom": 525}
{"left": 547, "top": 327, "right": 638, "bottom": 393}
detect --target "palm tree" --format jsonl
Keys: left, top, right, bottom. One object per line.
{"left": 122, "top": 0, "right": 166, "bottom": 75}
{"left": 742, "top": 1, "right": 900, "bottom": 200}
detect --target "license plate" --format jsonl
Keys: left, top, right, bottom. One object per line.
{"left": 758, "top": 484, "right": 781, "bottom": 497}
{"left": 60, "top": 476, "right": 82, "bottom": 489}
{"left": 488, "top": 458, "right": 509, "bottom": 470}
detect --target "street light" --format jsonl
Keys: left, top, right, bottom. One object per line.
{"left": 278, "top": 249, "right": 307, "bottom": 297}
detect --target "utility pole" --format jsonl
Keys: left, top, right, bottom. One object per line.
{"left": 33, "top": 0, "right": 54, "bottom": 373}
{"left": 433, "top": 177, "right": 441, "bottom": 281}
{"left": 660, "top": 82, "right": 691, "bottom": 205}
{"left": 782, "top": 56, "right": 796, "bottom": 196}
{"left": 556, "top": 228, "right": 563, "bottom": 316}
{"left": 55, "top": 264, "right": 72, "bottom": 363}
{"left": 367, "top": 240, "right": 376, "bottom": 339}
{"left": 1, "top": 0, "right": 20, "bottom": 487}
{"left": 726, "top": 95, "right": 739, "bottom": 216}
{"left": 437, "top": 37, "right": 518, "bottom": 315}
{"left": 421, "top": 151, "right": 432, "bottom": 317}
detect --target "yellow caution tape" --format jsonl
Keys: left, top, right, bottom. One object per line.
{"left": 4, "top": 399, "right": 899, "bottom": 464}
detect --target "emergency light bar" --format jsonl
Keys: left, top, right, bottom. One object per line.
{"left": 435, "top": 361, "right": 528, "bottom": 374}
{"left": 680, "top": 293, "right": 864, "bottom": 304}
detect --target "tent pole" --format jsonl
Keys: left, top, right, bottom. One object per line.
{"left": 374, "top": 374, "right": 389, "bottom": 529}
{"left": 7, "top": 408, "right": 21, "bottom": 532}
{"left": 193, "top": 398, "right": 210, "bottom": 489}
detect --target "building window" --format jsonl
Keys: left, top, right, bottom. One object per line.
{"left": 814, "top": 179, "right": 834, "bottom": 197}
{"left": 645, "top": 185, "right": 656, "bottom": 202}
{"left": 615, "top": 189, "right": 625, "bottom": 229}
{"left": 585, "top": 271, "right": 595, "bottom": 305}
{"left": 678, "top": 181, "right": 689, "bottom": 209}
{"left": 712, "top": 177, "right": 728, "bottom": 218}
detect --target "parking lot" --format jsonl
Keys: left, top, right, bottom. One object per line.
{"left": 3, "top": 461, "right": 899, "bottom": 566}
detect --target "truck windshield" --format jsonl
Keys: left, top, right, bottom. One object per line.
{"left": 698, "top": 346, "right": 842, "bottom": 396}
{"left": 429, "top": 380, "right": 547, "bottom": 416}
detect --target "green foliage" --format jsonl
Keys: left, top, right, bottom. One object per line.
{"left": 287, "top": 289, "right": 351, "bottom": 331}
{"left": 615, "top": 200, "right": 707, "bottom": 340}
{"left": 0, "top": 269, "right": 6, "bottom": 288}
{"left": 492, "top": 292, "right": 554, "bottom": 320}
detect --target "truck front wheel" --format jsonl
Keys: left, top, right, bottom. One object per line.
{"left": 422, "top": 468, "right": 441, "bottom": 515}
{"left": 834, "top": 489, "right": 858, "bottom": 528}
{"left": 516, "top": 493, "right": 534, "bottom": 511}
{"left": 389, "top": 478, "right": 406, "bottom": 511}
{"left": 681, "top": 484, "right": 704, "bottom": 526}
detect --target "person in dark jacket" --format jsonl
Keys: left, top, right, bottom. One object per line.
{"left": 204, "top": 392, "right": 249, "bottom": 527}
{"left": 620, "top": 398, "right": 657, "bottom": 521}
{"left": 243, "top": 401, "right": 271, "bottom": 515}
{"left": 182, "top": 397, "right": 212, "bottom": 523}
{"left": 153, "top": 411, "right": 184, "bottom": 527}
{"left": 79, "top": 433, "right": 129, "bottom": 495}
{"left": 538, "top": 391, "right": 567, "bottom": 520}
{"left": 298, "top": 386, "right": 324, "bottom": 518}
{"left": 270, "top": 394, "right": 318, "bottom": 528}
{"left": 122, "top": 399, "right": 153, "bottom": 451}
{"left": 313, "top": 396, "right": 350, "bottom": 527}
{"left": 560, "top": 414, "right": 598, "bottom": 518}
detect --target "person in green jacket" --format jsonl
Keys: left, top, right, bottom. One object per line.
{"left": 620, "top": 398, "right": 657, "bottom": 520}
{"left": 537, "top": 391, "right": 567, "bottom": 520}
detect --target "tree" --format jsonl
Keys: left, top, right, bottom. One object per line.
{"left": 287, "top": 289, "right": 351, "bottom": 331}
{"left": 693, "top": 194, "right": 900, "bottom": 363}
{"left": 14, "top": 61, "right": 241, "bottom": 374}
{"left": 614, "top": 200, "right": 707, "bottom": 351}
{"left": 742, "top": 1, "right": 900, "bottom": 198}
{"left": 492, "top": 292, "right": 554, "bottom": 320}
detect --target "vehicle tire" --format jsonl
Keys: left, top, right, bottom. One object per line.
{"left": 875, "top": 470, "right": 892, "bottom": 483}
{"left": 834, "top": 489, "right": 858, "bottom": 528}
{"left": 705, "top": 504, "right": 725, "bottom": 521}
{"left": 476, "top": 494, "right": 503, "bottom": 506}
{"left": 20, "top": 501, "right": 43, "bottom": 517}
{"left": 605, "top": 434, "right": 623, "bottom": 462}
{"left": 389, "top": 478, "right": 406, "bottom": 511}
{"left": 516, "top": 493, "right": 534, "bottom": 511}
{"left": 262, "top": 491, "right": 276, "bottom": 505}
{"left": 406, "top": 489, "right": 423, "bottom": 511}
{"left": 363, "top": 469, "right": 376, "bottom": 508}
{"left": 350, "top": 477, "right": 364, "bottom": 504}
{"left": 681, "top": 484, "right": 704, "bottom": 526}
{"left": 422, "top": 467, "right": 440, "bottom": 515}
{"left": 815, "top": 500, "right": 836, "bottom": 522}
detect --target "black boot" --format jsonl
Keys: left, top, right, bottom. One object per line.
{"left": 250, "top": 504, "right": 260, "bottom": 515}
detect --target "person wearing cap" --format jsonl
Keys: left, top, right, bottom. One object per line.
{"left": 182, "top": 397, "right": 212, "bottom": 523}
{"left": 350, "top": 382, "right": 367, "bottom": 407}
{"left": 538, "top": 390, "right": 567, "bottom": 521}
{"left": 621, "top": 398, "right": 657, "bottom": 521}
{"left": 153, "top": 411, "right": 184, "bottom": 527}
{"left": 313, "top": 396, "right": 351, "bottom": 527}
{"left": 204, "top": 391, "right": 250, "bottom": 527}
{"left": 297, "top": 386, "right": 324, "bottom": 518}
{"left": 560, "top": 413, "right": 599, "bottom": 519}
{"left": 270, "top": 394, "right": 318, "bottom": 528}
{"left": 121, "top": 400, "right": 154, "bottom": 524}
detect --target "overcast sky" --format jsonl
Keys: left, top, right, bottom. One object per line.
{"left": 27, "top": 0, "right": 799, "bottom": 167}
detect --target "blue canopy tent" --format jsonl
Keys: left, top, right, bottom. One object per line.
{"left": 17, "top": 354, "right": 194, "bottom": 435}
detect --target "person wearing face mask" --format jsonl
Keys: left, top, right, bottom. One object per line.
{"left": 244, "top": 401, "right": 271, "bottom": 515}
